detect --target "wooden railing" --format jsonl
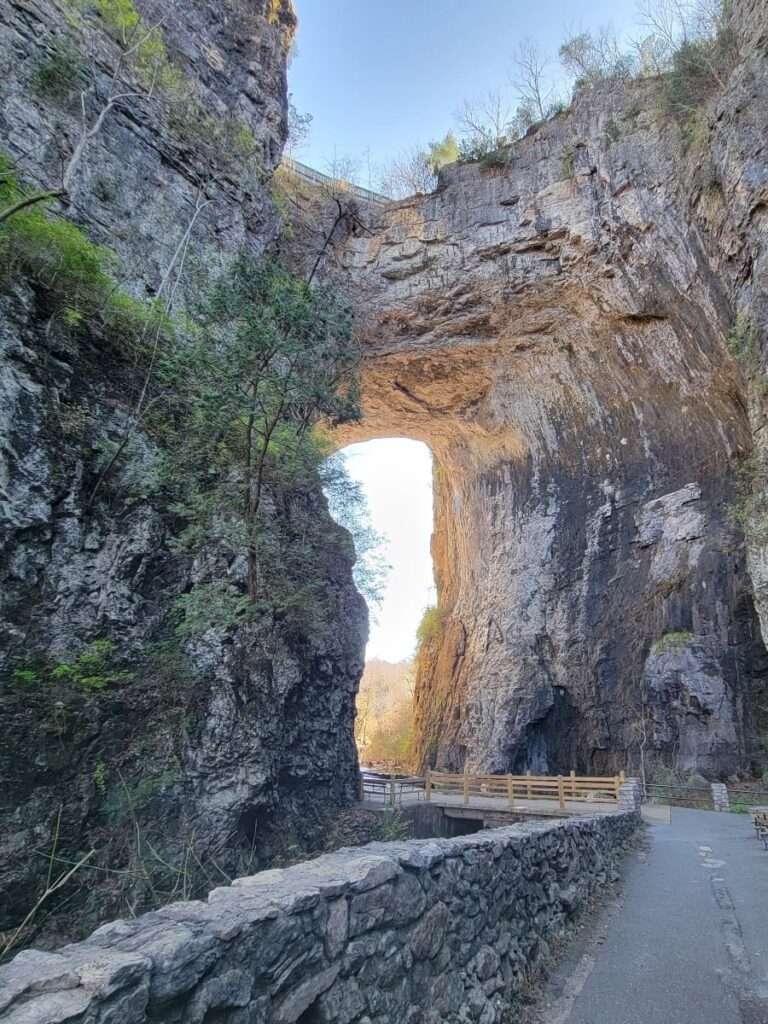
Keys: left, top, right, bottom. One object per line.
{"left": 424, "top": 770, "right": 624, "bottom": 808}
{"left": 359, "top": 770, "right": 625, "bottom": 808}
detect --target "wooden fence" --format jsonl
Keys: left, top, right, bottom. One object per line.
{"left": 425, "top": 771, "right": 623, "bottom": 808}
{"left": 360, "top": 770, "right": 624, "bottom": 808}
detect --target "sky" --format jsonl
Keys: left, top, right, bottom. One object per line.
{"left": 340, "top": 440, "right": 436, "bottom": 662}
{"left": 295, "top": 2, "right": 638, "bottom": 662}
{"left": 288, "top": 0, "right": 639, "bottom": 181}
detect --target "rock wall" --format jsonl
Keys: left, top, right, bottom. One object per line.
{"left": 0, "top": 0, "right": 366, "bottom": 944}
{"left": 0, "top": 812, "right": 638, "bottom": 1024}
{"left": 336, "top": 3, "right": 768, "bottom": 778}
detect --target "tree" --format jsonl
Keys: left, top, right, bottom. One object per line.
{"left": 286, "top": 94, "right": 312, "bottom": 156}
{"left": 454, "top": 89, "right": 515, "bottom": 157}
{"left": 559, "top": 25, "right": 637, "bottom": 85}
{"left": 158, "top": 255, "right": 363, "bottom": 631}
{"left": 427, "top": 132, "right": 460, "bottom": 175}
{"left": 510, "top": 38, "right": 557, "bottom": 123}
{"left": 322, "top": 453, "right": 389, "bottom": 607}
{"left": 378, "top": 146, "right": 435, "bottom": 199}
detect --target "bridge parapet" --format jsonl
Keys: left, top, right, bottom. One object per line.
{"left": 0, "top": 813, "right": 637, "bottom": 1024}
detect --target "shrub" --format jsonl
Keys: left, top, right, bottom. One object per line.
{"left": 50, "top": 640, "right": 132, "bottom": 694}
{"left": 0, "top": 153, "right": 173, "bottom": 350}
{"left": 480, "top": 147, "right": 512, "bottom": 169}
{"left": 652, "top": 631, "right": 693, "bottom": 654}
{"left": 660, "top": 30, "right": 738, "bottom": 117}
{"left": 560, "top": 148, "right": 577, "bottom": 179}
{"left": 728, "top": 315, "right": 760, "bottom": 378}
{"left": 416, "top": 606, "right": 443, "bottom": 649}
{"left": 30, "top": 42, "right": 84, "bottom": 105}
{"left": 12, "top": 640, "right": 132, "bottom": 700}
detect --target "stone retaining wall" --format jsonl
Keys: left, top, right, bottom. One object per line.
{"left": 0, "top": 813, "right": 637, "bottom": 1024}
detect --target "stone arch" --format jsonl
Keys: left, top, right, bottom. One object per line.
{"left": 332, "top": 109, "right": 765, "bottom": 777}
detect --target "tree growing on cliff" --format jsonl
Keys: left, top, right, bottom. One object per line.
{"left": 157, "top": 254, "right": 363, "bottom": 636}
{"left": 377, "top": 134, "right": 459, "bottom": 199}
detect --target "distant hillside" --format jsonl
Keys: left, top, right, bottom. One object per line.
{"left": 356, "top": 659, "right": 415, "bottom": 765}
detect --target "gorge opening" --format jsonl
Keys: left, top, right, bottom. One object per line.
{"left": 328, "top": 438, "right": 436, "bottom": 768}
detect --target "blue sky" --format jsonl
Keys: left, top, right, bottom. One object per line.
{"left": 289, "top": 0, "right": 639, "bottom": 179}
{"left": 299, "top": 2, "right": 639, "bottom": 661}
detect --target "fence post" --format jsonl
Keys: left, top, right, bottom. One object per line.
{"left": 389, "top": 773, "right": 396, "bottom": 807}
{"left": 507, "top": 774, "right": 514, "bottom": 809}
{"left": 425, "top": 769, "right": 431, "bottom": 801}
{"left": 569, "top": 770, "right": 576, "bottom": 799}
{"left": 464, "top": 771, "right": 469, "bottom": 806}
{"left": 526, "top": 771, "right": 532, "bottom": 800}
{"left": 557, "top": 775, "right": 565, "bottom": 810}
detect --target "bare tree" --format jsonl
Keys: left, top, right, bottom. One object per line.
{"left": 454, "top": 89, "right": 514, "bottom": 155}
{"left": 635, "top": 0, "right": 733, "bottom": 89}
{"left": 559, "top": 24, "right": 636, "bottom": 85}
{"left": 510, "top": 38, "right": 557, "bottom": 123}
{"left": 378, "top": 146, "right": 435, "bottom": 199}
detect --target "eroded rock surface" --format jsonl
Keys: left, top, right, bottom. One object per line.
{"left": 0, "top": 0, "right": 366, "bottom": 944}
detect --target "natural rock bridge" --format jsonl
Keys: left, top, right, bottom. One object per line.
{"left": 330, "top": 52, "right": 768, "bottom": 780}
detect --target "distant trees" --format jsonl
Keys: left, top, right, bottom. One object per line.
{"left": 377, "top": 133, "right": 459, "bottom": 200}
{"left": 288, "top": 0, "right": 735, "bottom": 201}
{"left": 356, "top": 659, "right": 415, "bottom": 765}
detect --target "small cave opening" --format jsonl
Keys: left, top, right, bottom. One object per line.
{"left": 326, "top": 438, "right": 436, "bottom": 770}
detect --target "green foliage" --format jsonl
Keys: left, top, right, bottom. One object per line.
{"left": 427, "top": 132, "right": 459, "bottom": 175}
{"left": 416, "top": 606, "right": 443, "bottom": 650}
{"left": 30, "top": 41, "right": 84, "bottom": 105}
{"left": 323, "top": 453, "right": 389, "bottom": 608}
{"left": 169, "top": 107, "right": 259, "bottom": 175}
{"left": 728, "top": 315, "right": 760, "bottom": 378}
{"left": 652, "top": 631, "right": 694, "bottom": 654}
{"left": 651, "top": 764, "right": 679, "bottom": 788}
{"left": 680, "top": 116, "right": 710, "bottom": 153}
{"left": 173, "top": 586, "right": 250, "bottom": 637}
{"left": 732, "top": 448, "right": 768, "bottom": 544}
{"left": 11, "top": 640, "right": 131, "bottom": 717}
{"left": 0, "top": 154, "right": 172, "bottom": 348}
{"left": 380, "top": 807, "right": 411, "bottom": 841}
{"left": 50, "top": 640, "right": 132, "bottom": 694}
{"left": 93, "top": 0, "right": 140, "bottom": 38}
{"left": 93, "top": 174, "right": 119, "bottom": 202}
{"left": 154, "top": 254, "right": 362, "bottom": 638}
{"left": 660, "top": 30, "right": 737, "bottom": 117}
{"left": 729, "top": 799, "right": 751, "bottom": 814}
{"left": 622, "top": 102, "right": 642, "bottom": 122}
{"left": 94, "top": 762, "right": 107, "bottom": 794}
{"left": 480, "top": 147, "right": 512, "bottom": 169}
{"left": 605, "top": 118, "right": 620, "bottom": 144}
{"left": 12, "top": 669, "right": 41, "bottom": 686}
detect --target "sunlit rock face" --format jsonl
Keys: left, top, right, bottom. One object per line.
{"left": 338, "top": 6, "right": 768, "bottom": 776}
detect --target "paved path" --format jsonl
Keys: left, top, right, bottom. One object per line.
{"left": 536, "top": 808, "right": 768, "bottom": 1024}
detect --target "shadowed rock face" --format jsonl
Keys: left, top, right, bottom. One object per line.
{"left": 337, "top": 31, "right": 768, "bottom": 775}
{"left": 0, "top": 0, "right": 366, "bottom": 943}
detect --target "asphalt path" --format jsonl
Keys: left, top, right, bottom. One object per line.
{"left": 535, "top": 807, "right": 768, "bottom": 1024}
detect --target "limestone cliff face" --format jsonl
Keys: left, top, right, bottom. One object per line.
{"left": 337, "top": 6, "right": 768, "bottom": 777}
{"left": 0, "top": 0, "right": 366, "bottom": 943}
